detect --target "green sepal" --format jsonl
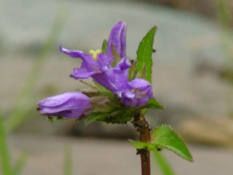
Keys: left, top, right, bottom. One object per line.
{"left": 87, "top": 109, "right": 134, "bottom": 124}
{"left": 90, "top": 96, "right": 113, "bottom": 112}
{"left": 80, "top": 79, "right": 113, "bottom": 97}
{"left": 136, "top": 26, "right": 157, "bottom": 83}
{"left": 87, "top": 99, "right": 136, "bottom": 124}
{"left": 87, "top": 112, "right": 110, "bottom": 124}
{"left": 101, "top": 110, "right": 134, "bottom": 124}
{"left": 111, "top": 44, "right": 121, "bottom": 67}
{"left": 87, "top": 97, "right": 163, "bottom": 124}
{"left": 136, "top": 98, "right": 164, "bottom": 111}
{"left": 92, "top": 81, "right": 113, "bottom": 96}
{"left": 151, "top": 125, "right": 193, "bottom": 162}
{"left": 128, "top": 61, "right": 137, "bottom": 81}
{"left": 101, "top": 39, "right": 108, "bottom": 53}
{"left": 79, "top": 80, "right": 98, "bottom": 90}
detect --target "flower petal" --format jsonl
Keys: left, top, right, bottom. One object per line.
{"left": 92, "top": 57, "right": 130, "bottom": 94}
{"left": 60, "top": 46, "right": 101, "bottom": 79}
{"left": 107, "top": 21, "right": 127, "bottom": 58}
{"left": 70, "top": 67, "right": 99, "bottom": 79}
{"left": 121, "top": 78, "right": 153, "bottom": 107}
{"left": 97, "top": 53, "right": 113, "bottom": 72}
{"left": 38, "top": 92, "right": 91, "bottom": 118}
{"left": 115, "top": 57, "right": 131, "bottom": 70}
{"left": 60, "top": 46, "right": 90, "bottom": 58}
{"left": 127, "top": 78, "right": 151, "bottom": 90}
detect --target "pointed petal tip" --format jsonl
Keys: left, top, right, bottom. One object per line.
{"left": 116, "top": 21, "right": 126, "bottom": 26}
{"left": 116, "top": 21, "right": 127, "bottom": 30}
{"left": 59, "top": 45, "right": 68, "bottom": 53}
{"left": 59, "top": 45, "right": 63, "bottom": 51}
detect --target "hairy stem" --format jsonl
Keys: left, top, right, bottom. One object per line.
{"left": 132, "top": 114, "right": 151, "bottom": 175}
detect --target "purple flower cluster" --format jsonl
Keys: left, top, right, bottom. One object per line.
{"left": 38, "top": 21, "right": 153, "bottom": 119}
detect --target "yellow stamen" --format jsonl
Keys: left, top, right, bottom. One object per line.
{"left": 131, "top": 89, "right": 136, "bottom": 93}
{"left": 89, "top": 49, "right": 102, "bottom": 60}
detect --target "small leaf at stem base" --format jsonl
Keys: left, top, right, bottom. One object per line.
{"left": 151, "top": 125, "right": 193, "bottom": 162}
{"left": 129, "top": 140, "right": 157, "bottom": 151}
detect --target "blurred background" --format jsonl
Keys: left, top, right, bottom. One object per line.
{"left": 1, "top": 0, "right": 233, "bottom": 175}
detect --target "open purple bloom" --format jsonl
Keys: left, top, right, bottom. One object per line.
{"left": 59, "top": 21, "right": 153, "bottom": 107}
{"left": 60, "top": 21, "right": 129, "bottom": 91}
{"left": 121, "top": 78, "right": 153, "bottom": 107}
{"left": 37, "top": 92, "right": 91, "bottom": 119}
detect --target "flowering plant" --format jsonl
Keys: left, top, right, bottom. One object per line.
{"left": 37, "top": 21, "right": 192, "bottom": 175}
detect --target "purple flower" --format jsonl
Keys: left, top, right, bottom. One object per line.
{"left": 121, "top": 78, "right": 153, "bottom": 107}
{"left": 92, "top": 57, "right": 131, "bottom": 95}
{"left": 59, "top": 21, "right": 153, "bottom": 107}
{"left": 60, "top": 21, "right": 129, "bottom": 92}
{"left": 107, "top": 21, "right": 126, "bottom": 58}
{"left": 37, "top": 92, "right": 91, "bottom": 119}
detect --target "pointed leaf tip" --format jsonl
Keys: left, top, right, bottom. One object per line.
{"left": 136, "top": 26, "right": 157, "bottom": 83}
{"left": 151, "top": 125, "right": 193, "bottom": 162}
{"left": 146, "top": 98, "right": 164, "bottom": 109}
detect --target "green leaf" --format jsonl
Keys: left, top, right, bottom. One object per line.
{"left": 144, "top": 98, "right": 164, "bottom": 109}
{"left": 151, "top": 125, "right": 193, "bottom": 162}
{"left": 153, "top": 151, "right": 176, "bottom": 175}
{"left": 136, "top": 26, "right": 157, "bottom": 83}
{"left": 129, "top": 140, "right": 157, "bottom": 151}
{"left": 101, "top": 39, "right": 108, "bottom": 53}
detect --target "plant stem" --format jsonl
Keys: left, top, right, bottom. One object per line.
{"left": 132, "top": 114, "right": 151, "bottom": 175}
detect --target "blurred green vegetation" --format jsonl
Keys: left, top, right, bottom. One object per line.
{"left": 153, "top": 151, "right": 175, "bottom": 175}
{"left": 0, "top": 8, "right": 68, "bottom": 175}
{"left": 215, "top": 0, "right": 233, "bottom": 116}
{"left": 4, "top": 9, "right": 68, "bottom": 133}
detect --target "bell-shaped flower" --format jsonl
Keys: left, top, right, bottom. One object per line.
{"left": 121, "top": 78, "right": 153, "bottom": 107}
{"left": 37, "top": 92, "right": 91, "bottom": 119}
